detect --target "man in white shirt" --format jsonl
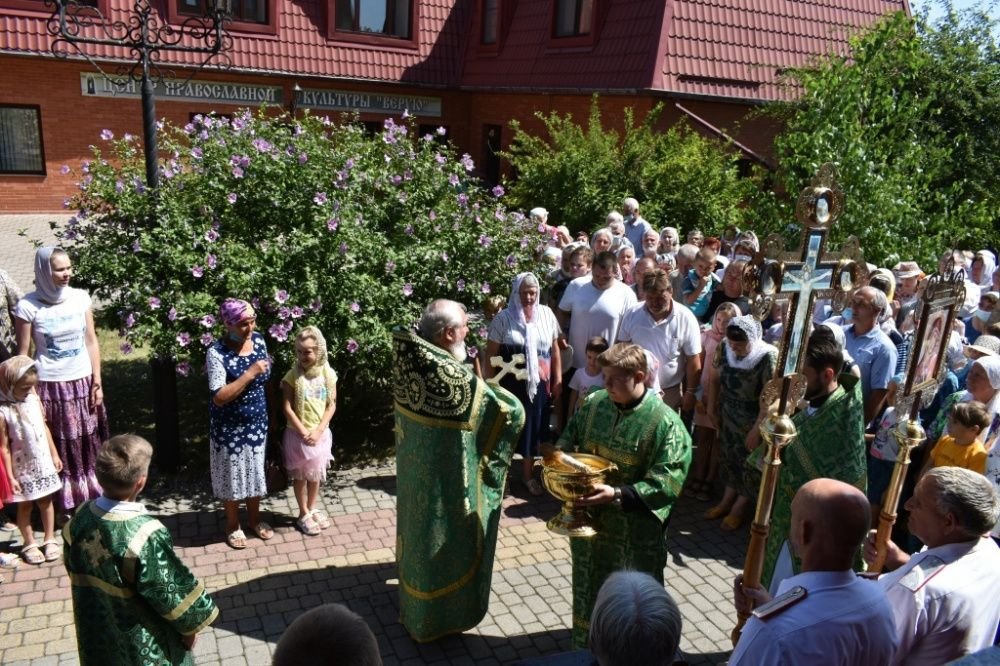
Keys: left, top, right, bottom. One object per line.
{"left": 731, "top": 478, "right": 898, "bottom": 665}
{"left": 558, "top": 252, "right": 637, "bottom": 372}
{"left": 617, "top": 269, "right": 701, "bottom": 411}
{"left": 865, "top": 466, "right": 1000, "bottom": 665}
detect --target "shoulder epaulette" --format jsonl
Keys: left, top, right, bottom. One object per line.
{"left": 752, "top": 585, "right": 808, "bottom": 620}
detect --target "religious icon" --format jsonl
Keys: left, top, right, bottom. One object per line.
{"left": 913, "top": 309, "right": 946, "bottom": 387}
{"left": 903, "top": 267, "right": 965, "bottom": 397}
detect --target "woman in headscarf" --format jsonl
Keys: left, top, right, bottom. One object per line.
{"left": 971, "top": 250, "right": 996, "bottom": 289}
{"left": 207, "top": 297, "right": 272, "bottom": 549}
{"left": 14, "top": 247, "right": 108, "bottom": 514}
{"left": 485, "top": 273, "right": 562, "bottom": 495}
{"left": 704, "top": 315, "right": 777, "bottom": 530}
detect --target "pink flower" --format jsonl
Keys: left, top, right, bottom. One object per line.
{"left": 467, "top": 346, "right": 478, "bottom": 358}
{"left": 167, "top": 307, "right": 178, "bottom": 321}
{"left": 314, "top": 192, "right": 328, "bottom": 205}
{"left": 120, "top": 342, "right": 133, "bottom": 355}
{"left": 291, "top": 306, "right": 304, "bottom": 318}
{"left": 481, "top": 283, "right": 491, "bottom": 294}
{"left": 100, "top": 129, "right": 114, "bottom": 141}
{"left": 176, "top": 361, "right": 191, "bottom": 377}
{"left": 191, "top": 265, "right": 204, "bottom": 278}
{"left": 275, "top": 289, "right": 289, "bottom": 304}
{"left": 176, "top": 332, "right": 191, "bottom": 347}
{"left": 200, "top": 333, "right": 214, "bottom": 347}
{"left": 456, "top": 279, "right": 466, "bottom": 292}
{"left": 347, "top": 339, "right": 359, "bottom": 353}
{"left": 199, "top": 314, "right": 216, "bottom": 328}
{"left": 327, "top": 218, "right": 339, "bottom": 232}
{"left": 206, "top": 254, "right": 217, "bottom": 269}
{"left": 402, "top": 284, "right": 413, "bottom": 297}
{"left": 205, "top": 229, "right": 219, "bottom": 242}
{"left": 227, "top": 193, "right": 238, "bottom": 204}
{"left": 148, "top": 297, "right": 161, "bottom": 309}
{"left": 350, "top": 302, "right": 360, "bottom": 313}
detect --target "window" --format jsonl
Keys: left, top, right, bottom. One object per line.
{"left": 481, "top": 0, "right": 498, "bottom": 44}
{"left": 553, "top": 0, "right": 592, "bottom": 38}
{"left": 335, "top": 0, "right": 412, "bottom": 39}
{"left": 0, "top": 105, "right": 45, "bottom": 175}
{"left": 0, "top": 0, "right": 98, "bottom": 13}
{"left": 178, "top": 0, "right": 266, "bottom": 24}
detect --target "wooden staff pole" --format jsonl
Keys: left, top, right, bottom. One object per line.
{"left": 731, "top": 381, "right": 798, "bottom": 646}
{"left": 870, "top": 399, "right": 925, "bottom": 574}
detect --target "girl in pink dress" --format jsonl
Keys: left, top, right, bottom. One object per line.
{"left": 281, "top": 326, "right": 337, "bottom": 536}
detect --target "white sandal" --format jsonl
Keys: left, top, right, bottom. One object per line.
{"left": 0, "top": 552, "right": 19, "bottom": 569}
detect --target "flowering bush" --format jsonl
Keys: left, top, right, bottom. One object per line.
{"left": 60, "top": 109, "right": 545, "bottom": 385}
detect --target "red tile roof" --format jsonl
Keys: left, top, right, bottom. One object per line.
{"left": 0, "top": 0, "right": 909, "bottom": 97}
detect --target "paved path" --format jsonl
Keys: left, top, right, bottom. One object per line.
{"left": 0, "top": 461, "right": 747, "bottom": 665}
{"left": 0, "top": 212, "right": 747, "bottom": 665}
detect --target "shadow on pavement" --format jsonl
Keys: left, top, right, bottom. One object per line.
{"left": 209, "top": 562, "right": 574, "bottom": 664}
{"left": 355, "top": 474, "right": 398, "bottom": 497}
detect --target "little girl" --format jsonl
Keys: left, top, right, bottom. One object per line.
{"left": 282, "top": 327, "right": 337, "bottom": 536}
{"left": 687, "top": 303, "right": 740, "bottom": 501}
{"left": 0, "top": 356, "right": 63, "bottom": 565}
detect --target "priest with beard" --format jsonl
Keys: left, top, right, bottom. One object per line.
{"left": 757, "top": 327, "right": 868, "bottom": 594}
{"left": 391, "top": 298, "right": 525, "bottom": 642}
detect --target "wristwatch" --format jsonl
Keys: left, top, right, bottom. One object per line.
{"left": 613, "top": 486, "right": 622, "bottom": 504}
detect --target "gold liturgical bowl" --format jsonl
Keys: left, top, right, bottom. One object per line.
{"left": 540, "top": 453, "right": 617, "bottom": 538}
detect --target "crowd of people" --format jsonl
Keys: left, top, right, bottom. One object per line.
{"left": 0, "top": 192, "right": 998, "bottom": 665}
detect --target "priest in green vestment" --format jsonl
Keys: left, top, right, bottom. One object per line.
{"left": 558, "top": 343, "right": 692, "bottom": 647}
{"left": 63, "top": 435, "right": 218, "bottom": 666}
{"left": 393, "top": 299, "right": 525, "bottom": 642}
{"left": 759, "top": 330, "right": 868, "bottom": 593}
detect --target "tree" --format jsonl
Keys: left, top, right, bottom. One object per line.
{"left": 502, "top": 97, "right": 752, "bottom": 236}
{"left": 59, "top": 109, "right": 544, "bottom": 387}
{"left": 753, "top": 6, "right": 1000, "bottom": 267}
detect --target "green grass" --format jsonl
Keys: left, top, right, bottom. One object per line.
{"left": 97, "top": 327, "right": 394, "bottom": 478}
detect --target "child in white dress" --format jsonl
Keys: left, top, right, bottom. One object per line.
{"left": 0, "top": 356, "right": 63, "bottom": 564}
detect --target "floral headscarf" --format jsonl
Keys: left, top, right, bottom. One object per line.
{"left": 291, "top": 326, "right": 337, "bottom": 422}
{"left": 33, "top": 246, "right": 68, "bottom": 305}
{"left": 0, "top": 355, "right": 36, "bottom": 403}
{"left": 219, "top": 298, "right": 255, "bottom": 328}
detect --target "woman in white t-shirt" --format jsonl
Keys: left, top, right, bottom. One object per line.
{"left": 14, "top": 247, "right": 108, "bottom": 512}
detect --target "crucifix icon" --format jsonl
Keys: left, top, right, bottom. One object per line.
{"left": 744, "top": 163, "right": 866, "bottom": 377}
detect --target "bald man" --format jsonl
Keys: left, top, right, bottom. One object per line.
{"left": 730, "top": 479, "right": 898, "bottom": 665}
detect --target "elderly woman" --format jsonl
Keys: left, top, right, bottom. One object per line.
{"left": 208, "top": 298, "right": 272, "bottom": 549}
{"left": 705, "top": 315, "right": 777, "bottom": 530}
{"left": 658, "top": 227, "right": 680, "bottom": 257}
{"left": 485, "top": 273, "right": 561, "bottom": 495}
{"left": 0, "top": 269, "right": 23, "bottom": 361}
{"left": 14, "top": 247, "right": 107, "bottom": 513}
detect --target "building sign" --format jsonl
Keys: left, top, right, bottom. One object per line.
{"left": 296, "top": 88, "right": 441, "bottom": 117}
{"left": 80, "top": 74, "right": 283, "bottom": 106}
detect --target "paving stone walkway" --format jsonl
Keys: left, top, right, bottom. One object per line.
{"left": 0, "top": 214, "right": 748, "bottom": 664}
{"left": 0, "top": 461, "right": 748, "bottom": 666}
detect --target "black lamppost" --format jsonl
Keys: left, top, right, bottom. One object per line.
{"left": 46, "top": 0, "right": 233, "bottom": 472}
{"left": 47, "top": 0, "right": 232, "bottom": 189}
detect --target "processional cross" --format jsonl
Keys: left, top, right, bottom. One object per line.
{"left": 732, "top": 163, "right": 869, "bottom": 644}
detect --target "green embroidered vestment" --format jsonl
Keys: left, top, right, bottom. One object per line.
{"left": 392, "top": 329, "right": 525, "bottom": 642}
{"left": 557, "top": 389, "right": 692, "bottom": 647}
{"left": 63, "top": 501, "right": 218, "bottom": 666}
{"left": 760, "top": 374, "right": 868, "bottom": 590}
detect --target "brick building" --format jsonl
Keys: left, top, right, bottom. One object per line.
{"left": 1, "top": 0, "right": 908, "bottom": 212}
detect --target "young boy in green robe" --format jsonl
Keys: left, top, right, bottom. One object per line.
{"left": 64, "top": 435, "right": 218, "bottom": 665}
{"left": 561, "top": 342, "right": 692, "bottom": 647}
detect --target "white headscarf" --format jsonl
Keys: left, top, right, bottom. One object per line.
{"left": 33, "top": 246, "right": 68, "bottom": 305}
{"left": 508, "top": 272, "right": 542, "bottom": 401}
{"left": 975, "top": 250, "right": 996, "bottom": 288}
{"left": 966, "top": 356, "right": 1000, "bottom": 418}
{"left": 724, "top": 315, "right": 777, "bottom": 371}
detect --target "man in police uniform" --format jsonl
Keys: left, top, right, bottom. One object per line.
{"left": 865, "top": 466, "right": 1000, "bottom": 665}
{"left": 730, "top": 479, "right": 898, "bottom": 665}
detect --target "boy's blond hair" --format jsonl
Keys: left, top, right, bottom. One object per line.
{"left": 96, "top": 434, "right": 153, "bottom": 497}
{"left": 950, "top": 401, "right": 991, "bottom": 434}
{"left": 598, "top": 343, "right": 647, "bottom": 375}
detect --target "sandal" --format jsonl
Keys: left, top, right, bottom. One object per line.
{"left": 310, "top": 509, "right": 331, "bottom": 530}
{"left": 226, "top": 529, "right": 247, "bottom": 550}
{"left": 0, "top": 552, "right": 20, "bottom": 569}
{"left": 250, "top": 521, "right": 274, "bottom": 540}
{"left": 21, "top": 543, "right": 44, "bottom": 565}
{"left": 721, "top": 513, "right": 745, "bottom": 532}
{"left": 42, "top": 540, "right": 61, "bottom": 562}
{"left": 704, "top": 504, "right": 730, "bottom": 520}
{"left": 296, "top": 515, "right": 321, "bottom": 536}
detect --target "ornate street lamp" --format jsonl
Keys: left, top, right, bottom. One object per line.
{"left": 46, "top": 0, "right": 233, "bottom": 472}
{"left": 47, "top": 0, "right": 233, "bottom": 189}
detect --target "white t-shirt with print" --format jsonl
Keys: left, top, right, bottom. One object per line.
{"left": 14, "top": 288, "right": 93, "bottom": 382}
